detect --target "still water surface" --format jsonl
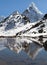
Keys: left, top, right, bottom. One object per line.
{"left": 0, "top": 37, "right": 47, "bottom": 65}
{"left": 0, "top": 47, "right": 47, "bottom": 65}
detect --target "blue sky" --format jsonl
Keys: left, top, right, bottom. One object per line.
{"left": 0, "top": 0, "right": 47, "bottom": 16}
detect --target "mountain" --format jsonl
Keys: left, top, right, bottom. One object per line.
{"left": 0, "top": 2, "right": 44, "bottom": 30}
{"left": 0, "top": 2, "right": 44, "bottom": 29}
{"left": 0, "top": 2, "right": 47, "bottom": 59}
{"left": 22, "top": 2, "right": 43, "bottom": 22}
{"left": 0, "top": 11, "right": 31, "bottom": 32}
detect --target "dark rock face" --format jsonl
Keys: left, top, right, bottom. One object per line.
{"left": 43, "top": 14, "right": 47, "bottom": 20}
{"left": 22, "top": 15, "right": 30, "bottom": 24}
{"left": 5, "top": 20, "right": 15, "bottom": 30}
{"left": 38, "top": 29, "right": 43, "bottom": 33}
{"left": 43, "top": 41, "right": 47, "bottom": 51}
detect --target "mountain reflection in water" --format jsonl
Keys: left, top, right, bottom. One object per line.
{"left": 0, "top": 37, "right": 47, "bottom": 65}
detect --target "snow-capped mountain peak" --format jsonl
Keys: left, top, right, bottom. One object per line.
{"left": 22, "top": 2, "right": 43, "bottom": 22}
{"left": 11, "top": 11, "right": 20, "bottom": 16}
{"left": 29, "top": 2, "right": 43, "bottom": 14}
